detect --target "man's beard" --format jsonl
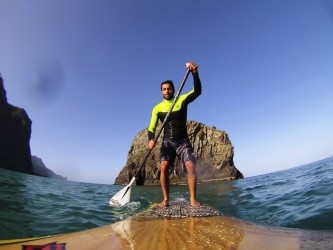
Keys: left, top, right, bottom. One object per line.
{"left": 164, "top": 95, "right": 174, "bottom": 100}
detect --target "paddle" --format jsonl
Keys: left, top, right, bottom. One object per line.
{"left": 109, "top": 65, "right": 191, "bottom": 206}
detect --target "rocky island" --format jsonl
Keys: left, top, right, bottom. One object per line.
{"left": 115, "top": 121, "right": 243, "bottom": 185}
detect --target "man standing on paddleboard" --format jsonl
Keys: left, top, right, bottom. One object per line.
{"left": 147, "top": 62, "right": 202, "bottom": 207}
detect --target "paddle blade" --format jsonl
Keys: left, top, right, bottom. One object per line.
{"left": 109, "top": 177, "right": 136, "bottom": 207}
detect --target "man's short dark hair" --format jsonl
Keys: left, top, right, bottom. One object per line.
{"left": 160, "top": 80, "right": 174, "bottom": 91}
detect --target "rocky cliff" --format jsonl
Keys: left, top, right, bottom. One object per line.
{"left": 114, "top": 121, "right": 244, "bottom": 185}
{"left": 31, "top": 155, "right": 67, "bottom": 180}
{"left": 0, "top": 74, "right": 34, "bottom": 174}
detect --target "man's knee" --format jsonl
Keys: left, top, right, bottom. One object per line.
{"left": 185, "top": 160, "right": 196, "bottom": 174}
{"left": 160, "top": 161, "right": 169, "bottom": 173}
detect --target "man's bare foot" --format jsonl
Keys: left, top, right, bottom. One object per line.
{"left": 191, "top": 199, "right": 201, "bottom": 207}
{"left": 159, "top": 199, "right": 169, "bottom": 208}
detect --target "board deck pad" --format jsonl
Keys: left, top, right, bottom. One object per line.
{"left": 135, "top": 200, "right": 222, "bottom": 218}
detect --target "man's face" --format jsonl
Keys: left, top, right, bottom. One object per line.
{"left": 161, "top": 83, "right": 174, "bottom": 100}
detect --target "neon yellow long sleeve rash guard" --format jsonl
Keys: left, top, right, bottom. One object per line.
{"left": 148, "top": 72, "right": 202, "bottom": 141}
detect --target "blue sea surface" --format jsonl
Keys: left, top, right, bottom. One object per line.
{"left": 0, "top": 156, "right": 333, "bottom": 240}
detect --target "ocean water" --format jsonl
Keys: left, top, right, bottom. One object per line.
{"left": 0, "top": 156, "right": 333, "bottom": 240}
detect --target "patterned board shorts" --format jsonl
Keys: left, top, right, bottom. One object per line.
{"left": 160, "top": 138, "right": 196, "bottom": 172}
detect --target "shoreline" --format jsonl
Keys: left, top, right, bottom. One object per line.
{"left": 131, "top": 177, "right": 237, "bottom": 186}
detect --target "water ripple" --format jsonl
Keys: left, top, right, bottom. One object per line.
{"left": 1, "top": 156, "right": 333, "bottom": 239}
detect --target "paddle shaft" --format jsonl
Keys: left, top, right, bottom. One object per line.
{"left": 135, "top": 68, "right": 191, "bottom": 177}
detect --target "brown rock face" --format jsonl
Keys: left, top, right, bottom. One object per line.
{"left": 114, "top": 121, "right": 244, "bottom": 185}
{"left": 0, "top": 74, "right": 34, "bottom": 174}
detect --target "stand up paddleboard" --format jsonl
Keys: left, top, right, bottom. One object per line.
{"left": 1, "top": 201, "right": 333, "bottom": 250}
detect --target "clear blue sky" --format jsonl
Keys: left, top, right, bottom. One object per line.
{"left": 1, "top": 0, "right": 333, "bottom": 184}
